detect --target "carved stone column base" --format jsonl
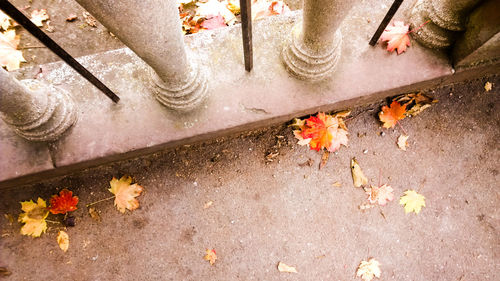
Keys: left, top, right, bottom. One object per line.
{"left": 409, "top": 0, "right": 457, "bottom": 49}
{"left": 282, "top": 23, "right": 342, "bottom": 82}
{"left": 149, "top": 63, "right": 208, "bottom": 112}
{"left": 1, "top": 80, "right": 77, "bottom": 142}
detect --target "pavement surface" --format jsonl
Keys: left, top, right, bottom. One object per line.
{"left": 1, "top": 76, "right": 499, "bottom": 280}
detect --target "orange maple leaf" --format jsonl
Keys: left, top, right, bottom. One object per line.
{"left": 380, "top": 21, "right": 410, "bottom": 54}
{"left": 49, "top": 189, "right": 79, "bottom": 215}
{"left": 379, "top": 101, "right": 407, "bottom": 129}
{"left": 300, "top": 112, "right": 348, "bottom": 152}
{"left": 108, "top": 176, "right": 144, "bottom": 213}
{"left": 204, "top": 249, "right": 217, "bottom": 265}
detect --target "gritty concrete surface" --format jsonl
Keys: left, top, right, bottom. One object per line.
{"left": 1, "top": 76, "right": 498, "bottom": 280}
{"left": 2, "top": 2, "right": 467, "bottom": 187}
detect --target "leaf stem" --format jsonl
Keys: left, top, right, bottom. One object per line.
{"left": 86, "top": 196, "right": 115, "bottom": 207}
{"left": 408, "top": 19, "right": 431, "bottom": 34}
{"left": 396, "top": 121, "right": 408, "bottom": 136}
{"left": 45, "top": 219, "right": 61, "bottom": 224}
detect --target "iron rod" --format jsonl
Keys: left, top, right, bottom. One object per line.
{"left": 239, "top": 0, "right": 253, "bottom": 71}
{"left": 369, "top": 0, "right": 404, "bottom": 46}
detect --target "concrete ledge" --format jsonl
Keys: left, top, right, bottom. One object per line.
{"left": 1, "top": 7, "right": 498, "bottom": 189}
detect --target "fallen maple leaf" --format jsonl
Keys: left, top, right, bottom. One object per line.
{"left": 395, "top": 93, "right": 437, "bottom": 117}
{"left": 484, "top": 82, "right": 492, "bottom": 92}
{"left": 57, "top": 230, "right": 69, "bottom": 252}
{"left": 277, "top": 262, "right": 297, "bottom": 273}
{"left": 109, "top": 176, "right": 144, "bottom": 213}
{"left": 366, "top": 184, "right": 394, "bottom": 206}
{"left": 293, "top": 112, "right": 349, "bottom": 152}
{"left": 252, "top": 0, "right": 291, "bottom": 21}
{"left": 357, "top": 258, "right": 381, "bottom": 281}
{"left": 196, "top": 0, "right": 236, "bottom": 25}
{"left": 397, "top": 134, "right": 409, "bottom": 151}
{"left": 225, "top": 0, "right": 241, "bottom": 15}
{"left": 18, "top": 198, "right": 49, "bottom": 237}
{"left": 201, "top": 14, "right": 226, "bottom": 30}
{"left": 49, "top": 189, "right": 79, "bottom": 214}
{"left": 0, "top": 29, "right": 26, "bottom": 71}
{"left": 351, "top": 158, "right": 368, "bottom": 187}
{"left": 0, "top": 11, "right": 12, "bottom": 31}
{"left": 380, "top": 21, "right": 410, "bottom": 54}
{"left": 30, "top": 9, "right": 49, "bottom": 27}
{"left": 204, "top": 249, "right": 217, "bottom": 265}
{"left": 379, "top": 101, "right": 407, "bottom": 129}
{"left": 399, "top": 190, "right": 425, "bottom": 214}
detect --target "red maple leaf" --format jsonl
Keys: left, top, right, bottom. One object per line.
{"left": 378, "top": 101, "right": 407, "bottom": 128}
{"left": 380, "top": 21, "right": 410, "bottom": 54}
{"left": 300, "top": 112, "right": 348, "bottom": 152}
{"left": 201, "top": 14, "right": 226, "bottom": 30}
{"left": 49, "top": 189, "right": 79, "bottom": 214}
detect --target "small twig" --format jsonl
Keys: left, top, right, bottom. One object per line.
{"left": 19, "top": 46, "right": 47, "bottom": 49}
{"left": 86, "top": 196, "right": 115, "bottom": 207}
{"left": 45, "top": 219, "right": 61, "bottom": 224}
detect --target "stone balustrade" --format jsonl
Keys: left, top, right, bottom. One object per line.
{"left": 282, "top": 0, "right": 354, "bottom": 81}
{"left": 1, "top": 0, "right": 496, "bottom": 145}
{"left": 75, "top": 0, "right": 208, "bottom": 112}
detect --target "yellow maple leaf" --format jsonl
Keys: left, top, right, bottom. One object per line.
{"left": 108, "top": 176, "right": 144, "bottom": 213}
{"left": 18, "top": 198, "right": 49, "bottom": 237}
{"left": 204, "top": 249, "right": 217, "bottom": 265}
{"left": 30, "top": 9, "right": 49, "bottom": 27}
{"left": 0, "top": 29, "right": 26, "bottom": 71}
{"left": 356, "top": 258, "right": 381, "bottom": 281}
{"left": 399, "top": 190, "right": 426, "bottom": 214}
{"left": 57, "top": 230, "right": 69, "bottom": 252}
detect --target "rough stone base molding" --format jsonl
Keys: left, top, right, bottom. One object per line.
{"left": 409, "top": 0, "right": 482, "bottom": 49}
{"left": 282, "top": 25, "right": 341, "bottom": 81}
{"left": 0, "top": 68, "right": 76, "bottom": 142}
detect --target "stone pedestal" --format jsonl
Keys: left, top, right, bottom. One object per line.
{"left": 75, "top": 0, "right": 207, "bottom": 111}
{"left": 409, "top": 0, "right": 482, "bottom": 49}
{"left": 282, "top": 0, "right": 353, "bottom": 81}
{"left": 0, "top": 68, "right": 76, "bottom": 142}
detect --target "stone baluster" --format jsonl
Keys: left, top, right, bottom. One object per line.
{"left": 282, "top": 0, "right": 354, "bottom": 81}
{"left": 75, "top": 0, "right": 207, "bottom": 111}
{"left": 0, "top": 68, "right": 76, "bottom": 141}
{"left": 409, "top": 0, "right": 482, "bottom": 49}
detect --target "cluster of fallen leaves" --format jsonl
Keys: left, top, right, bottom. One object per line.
{"left": 289, "top": 92, "right": 438, "bottom": 279}
{"left": 177, "top": 0, "right": 290, "bottom": 34}
{"left": 16, "top": 176, "right": 144, "bottom": 254}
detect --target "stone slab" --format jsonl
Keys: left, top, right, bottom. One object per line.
{"left": 0, "top": 123, "right": 53, "bottom": 183}
{"left": 1, "top": 5, "right": 498, "bottom": 189}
